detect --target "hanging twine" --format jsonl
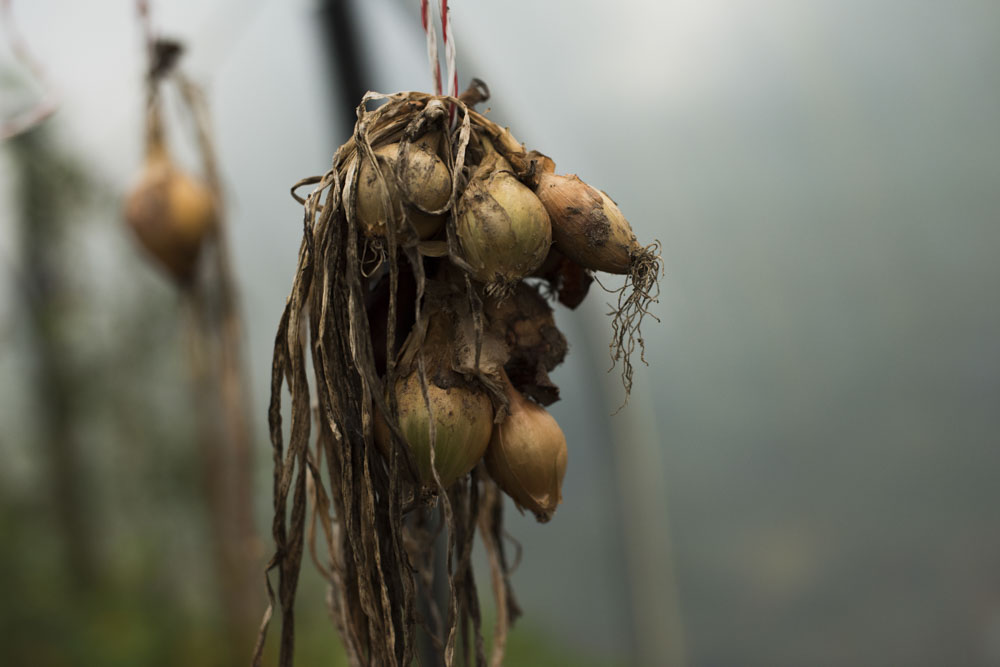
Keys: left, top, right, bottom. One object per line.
{"left": 421, "top": 0, "right": 458, "bottom": 107}
{"left": 439, "top": 0, "right": 458, "bottom": 122}
{"left": 440, "top": 0, "right": 457, "bottom": 98}
{"left": 420, "top": 0, "right": 442, "bottom": 95}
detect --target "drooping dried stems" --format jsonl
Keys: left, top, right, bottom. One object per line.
{"left": 478, "top": 478, "right": 522, "bottom": 667}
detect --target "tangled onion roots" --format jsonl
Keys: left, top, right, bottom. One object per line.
{"left": 607, "top": 239, "right": 662, "bottom": 402}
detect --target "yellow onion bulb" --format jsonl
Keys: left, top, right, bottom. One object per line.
{"left": 534, "top": 172, "right": 639, "bottom": 275}
{"left": 356, "top": 135, "right": 451, "bottom": 240}
{"left": 456, "top": 169, "right": 551, "bottom": 296}
{"left": 375, "top": 370, "right": 493, "bottom": 489}
{"left": 124, "top": 139, "right": 216, "bottom": 283}
{"left": 485, "top": 373, "right": 568, "bottom": 522}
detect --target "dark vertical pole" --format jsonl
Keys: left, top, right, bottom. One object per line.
{"left": 316, "top": 0, "right": 370, "bottom": 139}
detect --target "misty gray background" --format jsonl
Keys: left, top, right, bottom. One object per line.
{"left": 3, "top": 1, "right": 1000, "bottom": 665}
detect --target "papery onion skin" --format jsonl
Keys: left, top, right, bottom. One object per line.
{"left": 531, "top": 246, "right": 594, "bottom": 310}
{"left": 124, "top": 145, "right": 216, "bottom": 283}
{"left": 375, "top": 370, "right": 494, "bottom": 489}
{"left": 485, "top": 376, "right": 567, "bottom": 522}
{"left": 484, "top": 282, "right": 567, "bottom": 405}
{"left": 357, "top": 137, "right": 451, "bottom": 240}
{"left": 534, "top": 172, "right": 638, "bottom": 275}
{"left": 484, "top": 282, "right": 567, "bottom": 372}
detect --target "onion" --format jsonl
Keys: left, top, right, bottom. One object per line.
{"left": 375, "top": 310, "right": 494, "bottom": 489}
{"left": 356, "top": 133, "right": 451, "bottom": 240}
{"left": 124, "top": 123, "right": 216, "bottom": 283}
{"left": 533, "top": 172, "right": 644, "bottom": 275}
{"left": 455, "top": 140, "right": 551, "bottom": 296}
{"left": 485, "top": 371, "right": 567, "bottom": 522}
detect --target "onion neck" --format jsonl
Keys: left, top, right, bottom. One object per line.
{"left": 475, "top": 136, "right": 512, "bottom": 180}
{"left": 145, "top": 106, "right": 170, "bottom": 165}
{"left": 499, "top": 368, "right": 528, "bottom": 412}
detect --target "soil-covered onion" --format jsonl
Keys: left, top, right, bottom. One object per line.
{"left": 533, "top": 172, "right": 642, "bottom": 275}
{"left": 455, "top": 141, "right": 551, "bottom": 296}
{"left": 357, "top": 133, "right": 451, "bottom": 240}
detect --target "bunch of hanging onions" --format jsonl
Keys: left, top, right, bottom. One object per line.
{"left": 264, "top": 84, "right": 661, "bottom": 667}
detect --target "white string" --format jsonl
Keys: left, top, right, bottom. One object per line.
{"left": 440, "top": 0, "right": 457, "bottom": 99}
{"left": 420, "top": 0, "right": 441, "bottom": 94}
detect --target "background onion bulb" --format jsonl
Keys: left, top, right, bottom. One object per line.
{"left": 485, "top": 372, "right": 568, "bottom": 522}
{"left": 124, "top": 135, "right": 216, "bottom": 283}
{"left": 375, "top": 370, "right": 494, "bottom": 489}
{"left": 356, "top": 134, "right": 451, "bottom": 240}
{"left": 534, "top": 172, "right": 640, "bottom": 275}
{"left": 456, "top": 144, "right": 552, "bottom": 296}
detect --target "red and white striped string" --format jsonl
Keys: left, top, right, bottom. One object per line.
{"left": 420, "top": 0, "right": 441, "bottom": 95}
{"left": 420, "top": 0, "right": 457, "bottom": 100}
{"left": 440, "top": 0, "right": 457, "bottom": 99}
